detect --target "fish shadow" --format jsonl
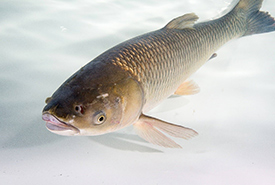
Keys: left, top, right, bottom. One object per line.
{"left": 1, "top": 117, "right": 63, "bottom": 149}
{"left": 89, "top": 133, "right": 162, "bottom": 153}
{"left": 2, "top": 116, "right": 162, "bottom": 153}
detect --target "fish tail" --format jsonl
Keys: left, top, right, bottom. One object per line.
{"left": 234, "top": 0, "right": 275, "bottom": 36}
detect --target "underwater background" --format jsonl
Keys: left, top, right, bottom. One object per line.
{"left": 1, "top": 0, "right": 275, "bottom": 184}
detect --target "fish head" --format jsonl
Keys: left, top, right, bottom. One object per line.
{"left": 42, "top": 70, "right": 143, "bottom": 136}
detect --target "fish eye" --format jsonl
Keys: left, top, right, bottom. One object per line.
{"left": 75, "top": 105, "right": 84, "bottom": 114}
{"left": 94, "top": 111, "right": 106, "bottom": 125}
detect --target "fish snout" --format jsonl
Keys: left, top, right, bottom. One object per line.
{"left": 45, "top": 97, "right": 52, "bottom": 104}
{"left": 42, "top": 97, "right": 57, "bottom": 113}
{"left": 42, "top": 98, "right": 69, "bottom": 117}
{"left": 42, "top": 113, "right": 80, "bottom": 135}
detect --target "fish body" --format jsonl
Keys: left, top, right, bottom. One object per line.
{"left": 42, "top": 0, "right": 275, "bottom": 148}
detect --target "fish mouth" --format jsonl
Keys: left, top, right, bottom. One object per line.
{"left": 42, "top": 113, "right": 80, "bottom": 135}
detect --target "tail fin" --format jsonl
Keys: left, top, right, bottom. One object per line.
{"left": 234, "top": 0, "right": 275, "bottom": 36}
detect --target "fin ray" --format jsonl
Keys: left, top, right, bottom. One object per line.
{"left": 133, "top": 114, "right": 198, "bottom": 148}
{"left": 134, "top": 118, "right": 182, "bottom": 148}
{"left": 165, "top": 13, "right": 199, "bottom": 29}
{"left": 174, "top": 80, "right": 200, "bottom": 96}
{"left": 234, "top": 0, "right": 275, "bottom": 36}
{"left": 142, "top": 115, "right": 198, "bottom": 139}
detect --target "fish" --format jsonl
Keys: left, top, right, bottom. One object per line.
{"left": 42, "top": 0, "right": 275, "bottom": 148}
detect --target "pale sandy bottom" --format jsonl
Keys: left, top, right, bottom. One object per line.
{"left": 1, "top": 0, "right": 275, "bottom": 184}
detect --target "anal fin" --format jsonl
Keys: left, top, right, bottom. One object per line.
{"left": 133, "top": 114, "right": 198, "bottom": 148}
{"left": 208, "top": 53, "right": 217, "bottom": 61}
{"left": 174, "top": 80, "right": 200, "bottom": 96}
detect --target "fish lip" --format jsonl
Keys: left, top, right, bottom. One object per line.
{"left": 42, "top": 113, "right": 80, "bottom": 134}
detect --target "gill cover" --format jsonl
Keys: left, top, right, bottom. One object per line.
{"left": 66, "top": 76, "right": 144, "bottom": 136}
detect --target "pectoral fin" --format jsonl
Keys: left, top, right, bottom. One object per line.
{"left": 174, "top": 80, "right": 200, "bottom": 95}
{"left": 133, "top": 114, "right": 198, "bottom": 148}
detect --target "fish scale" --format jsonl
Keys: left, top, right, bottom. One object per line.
{"left": 110, "top": 28, "right": 219, "bottom": 111}
{"left": 106, "top": 9, "right": 253, "bottom": 111}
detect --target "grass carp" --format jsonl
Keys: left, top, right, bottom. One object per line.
{"left": 42, "top": 0, "right": 275, "bottom": 148}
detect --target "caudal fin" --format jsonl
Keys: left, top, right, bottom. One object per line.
{"left": 234, "top": 0, "right": 275, "bottom": 36}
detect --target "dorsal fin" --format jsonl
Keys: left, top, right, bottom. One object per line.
{"left": 164, "top": 13, "right": 199, "bottom": 29}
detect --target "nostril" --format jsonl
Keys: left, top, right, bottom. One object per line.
{"left": 75, "top": 105, "right": 84, "bottom": 114}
